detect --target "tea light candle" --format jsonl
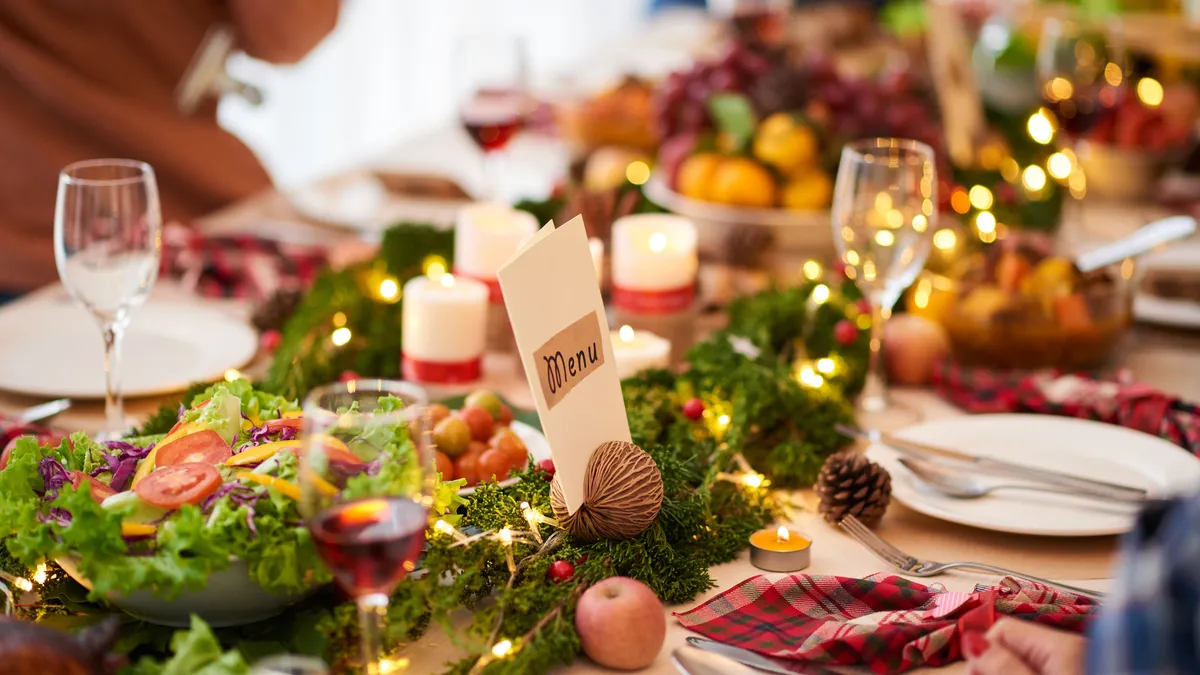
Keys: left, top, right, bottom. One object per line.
{"left": 749, "top": 526, "right": 811, "bottom": 572}
{"left": 611, "top": 325, "right": 670, "bottom": 380}
{"left": 590, "top": 237, "right": 604, "bottom": 286}
{"left": 454, "top": 202, "right": 538, "bottom": 303}
{"left": 611, "top": 214, "right": 698, "bottom": 314}
{"left": 401, "top": 274, "right": 488, "bottom": 383}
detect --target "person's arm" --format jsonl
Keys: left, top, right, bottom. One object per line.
{"left": 1085, "top": 496, "right": 1200, "bottom": 674}
{"left": 227, "top": 0, "right": 340, "bottom": 65}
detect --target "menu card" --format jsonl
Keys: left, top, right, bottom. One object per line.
{"left": 497, "top": 216, "right": 632, "bottom": 514}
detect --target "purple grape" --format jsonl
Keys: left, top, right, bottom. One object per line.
{"left": 709, "top": 67, "right": 741, "bottom": 93}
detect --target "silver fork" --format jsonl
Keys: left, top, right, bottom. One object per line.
{"left": 838, "top": 515, "right": 1105, "bottom": 600}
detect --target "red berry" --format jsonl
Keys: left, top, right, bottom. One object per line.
{"left": 538, "top": 458, "right": 556, "bottom": 475}
{"left": 260, "top": 329, "right": 282, "bottom": 353}
{"left": 834, "top": 320, "right": 858, "bottom": 346}
{"left": 855, "top": 299, "right": 871, "bottom": 315}
{"left": 832, "top": 260, "right": 848, "bottom": 277}
{"left": 338, "top": 370, "right": 359, "bottom": 383}
{"left": 682, "top": 397, "right": 705, "bottom": 421}
{"left": 548, "top": 560, "right": 575, "bottom": 583}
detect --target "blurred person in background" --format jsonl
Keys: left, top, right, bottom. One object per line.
{"left": 0, "top": 0, "right": 339, "bottom": 298}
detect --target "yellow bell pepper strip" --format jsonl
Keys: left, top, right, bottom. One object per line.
{"left": 224, "top": 440, "right": 302, "bottom": 467}
{"left": 131, "top": 422, "right": 201, "bottom": 488}
{"left": 308, "top": 470, "right": 340, "bottom": 498}
{"left": 236, "top": 471, "right": 302, "bottom": 500}
{"left": 121, "top": 522, "right": 157, "bottom": 537}
{"left": 281, "top": 410, "right": 304, "bottom": 419}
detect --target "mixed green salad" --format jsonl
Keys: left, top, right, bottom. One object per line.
{"left": 0, "top": 378, "right": 463, "bottom": 601}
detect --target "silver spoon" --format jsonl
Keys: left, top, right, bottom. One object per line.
{"left": 1074, "top": 215, "right": 1196, "bottom": 273}
{"left": 897, "top": 456, "right": 1129, "bottom": 502}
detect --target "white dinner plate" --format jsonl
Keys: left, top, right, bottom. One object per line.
{"left": 456, "top": 420, "right": 550, "bottom": 496}
{"left": 866, "top": 414, "right": 1200, "bottom": 537}
{"left": 1133, "top": 239, "right": 1200, "bottom": 329}
{"left": 0, "top": 299, "right": 258, "bottom": 399}
{"left": 288, "top": 173, "right": 463, "bottom": 234}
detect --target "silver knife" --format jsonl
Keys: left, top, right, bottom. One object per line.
{"left": 685, "top": 638, "right": 846, "bottom": 675}
{"left": 836, "top": 425, "right": 1148, "bottom": 502}
{"left": 16, "top": 398, "right": 71, "bottom": 425}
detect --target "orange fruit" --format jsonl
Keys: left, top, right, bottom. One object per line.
{"left": 753, "top": 113, "right": 819, "bottom": 173}
{"left": 709, "top": 157, "right": 777, "bottom": 208}
{"left": 676, "top": 152, "right": 723, "bottom": 201}
{"left": 781, "top": 170, "right": 833, "bottom": 210}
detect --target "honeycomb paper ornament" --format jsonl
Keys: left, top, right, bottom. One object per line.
{"left": 550, "top": 440, "right": 663, "bottom": 541}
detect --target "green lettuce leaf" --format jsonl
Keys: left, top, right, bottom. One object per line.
{"left": 126, "top": 615, "right": 251, "bottom": 675}
{"left": 189, "top": 378, "right": 299, "bottom": 423}
{"left": 188, "top": 386, "right": 242, "bottom": 444}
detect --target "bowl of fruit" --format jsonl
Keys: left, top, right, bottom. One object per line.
{"left": 429, "top": 389, "right": 550, "bottom": 494}
{"left": 1075, "top": 89, "right": 1196, "bottom": 202}
{"left": 927, "top": 235, "right": 1132, "bottom": 370}
{"left": 650, "top": 43, "right": 945, "bottom": 260}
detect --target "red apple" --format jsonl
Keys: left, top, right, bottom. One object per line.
{"left": 575, "top": 577, "right": 665, "bottom": 670}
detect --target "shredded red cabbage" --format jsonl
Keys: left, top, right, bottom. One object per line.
{"left": 37, "top": 507, "right": 72, "bottom": 527}
{"left": 37, "top": 457, "right": 70, "bottom": 500}
{"left": 99, "top": 441, "right": 154, "bottom": 492}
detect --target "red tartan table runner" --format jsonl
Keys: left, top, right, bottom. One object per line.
{"left": 932, "top": 358, "right": 1200, "bottom": 455}
{"left": 674, "top": 573, "right": 1098, "bottom": 674}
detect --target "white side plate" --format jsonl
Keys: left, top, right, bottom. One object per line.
{"left": 0, "top": 299, "right": 257, "bottom": 399}
{"left": 866, "top": 414, "right": 1200, "bottom": 537}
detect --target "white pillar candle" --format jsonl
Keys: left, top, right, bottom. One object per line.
{"left": 454, "top": 202, "right": 538, "bottom": 302}
{"left": 611, "top": 214, "right": 698, "bottom": 314}
{"left": 589, "top": 237, "right": 604, "bottom": 286}
{"left": 611, "top": 325, "right": 671, "bottom": 380}
{"left": 401, "top": 274, "right": 488, "bottom": 382}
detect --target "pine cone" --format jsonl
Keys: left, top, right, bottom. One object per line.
{"left": 816, "top": 451, "right": 891, "bottom": 528}
{"left": 251, "top": 288, "right": 305, "bottom": 332}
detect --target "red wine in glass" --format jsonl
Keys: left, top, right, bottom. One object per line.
{"left": 460, "top": 89, "right": 527, "bottom": 153}
{"left": 310, "top": 496, "right": 427, "bottom": 597}
{"left": 1043, "top": 90, "right": 1119, "bottom": 137}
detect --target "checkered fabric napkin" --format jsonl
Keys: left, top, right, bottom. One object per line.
{"left": 160, "top": 224, "right": 327, "bottom": 300}
{"left": 674, "top": 573, "right": 1099, "bottom": 674}
{"left": 931, "top": 358, "right": 1200, "bottom": 455}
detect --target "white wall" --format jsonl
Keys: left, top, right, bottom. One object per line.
{"left": 219, "top": 0, "right": 649, "bottom": 189}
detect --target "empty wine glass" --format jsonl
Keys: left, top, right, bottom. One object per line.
{"left": 299, "top": 380, "right": 435, "bottom": 674}
{"left": 54, "top": 159, "right": 162, "bottom": 437}
{"left": 832, "top": 139, "right": 936, "bottom": 430}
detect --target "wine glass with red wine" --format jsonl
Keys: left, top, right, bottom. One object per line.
{"left": 1037, "top": 18, "right": 1127, "bottom": 139}
{"left": 299, "top": 380, "right": 435, "bottom": 674}
{"left": 455, "top": 34, "right": 531, "bottom": 199}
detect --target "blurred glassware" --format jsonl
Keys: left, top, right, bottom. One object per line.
{"left": 833, "top": 138, "right": 936, "bottom": 429}
{"left": 1037, "top": 18, "right": 1127, "bottom": 139}
{"left": 455, "top": 34, "right": 532, "bottom": 200}
{"left": 54, "top": 160, "right": 163, "bottom": 438}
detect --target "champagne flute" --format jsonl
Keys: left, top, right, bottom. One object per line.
{"left": 832, "top": 139, "right": 936, "bottom": 430}
{"left": 54, "top": 159, "right": 162, "bottom": 438}
{"left": 299, "top": 380, "right": 435, "bottom": 674}
{"left": 455, "top": 34, "right": 531, "bottom": 200}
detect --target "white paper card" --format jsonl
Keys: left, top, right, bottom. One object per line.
{"left": 498, "top": 216, "right": 632, "bottom": 514}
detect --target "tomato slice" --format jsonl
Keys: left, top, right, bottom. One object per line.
{"left": 316, "top": 436, "right": 365, "bottom": 467}
{"left": 69, "top": 470, "right": 118, "bottom": 504}
{"left": 156, "top": 430, "right": 232, "bottom": 467}
{"left": 0, "top": 438, "right": 16, "bottom": 471}
{"left": 135, "top": 463, "right": 222, "bottom": 510}
{"left": 263, "top": 417, "right": 302, "bottom": 434}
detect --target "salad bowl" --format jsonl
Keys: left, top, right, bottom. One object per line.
{"left": 56, "top": 555, "right": 311, "bottom": 628}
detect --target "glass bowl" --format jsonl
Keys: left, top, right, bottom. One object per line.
{"left": 908, "top": 235, "right": 1133, "bottom": 370}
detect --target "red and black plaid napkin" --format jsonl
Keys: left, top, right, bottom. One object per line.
{"left": 675, "top": 573, "right": 1098, "bottom": 674}
{"left": 160, "top": 224, "right": 328, "bottom": 300}
{"left": 932, "top": 359, "right": 1200, "bottom": 456}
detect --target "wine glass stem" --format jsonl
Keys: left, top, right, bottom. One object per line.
{"left": 101, "top": 319, "right": 127, "bottom": 436}
{"left": 860, "top": 298, "right": 891, "bottom": 414}
{"left": 357, "top": 593, "right": 389, "bottom": 674}
{"left": 483, "top": 151, "right": 499, "bottom": 201}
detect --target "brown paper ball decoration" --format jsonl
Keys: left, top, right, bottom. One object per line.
{"left": 550, "top": 440, "right": 663, "bottom": 542}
